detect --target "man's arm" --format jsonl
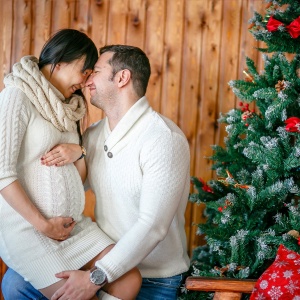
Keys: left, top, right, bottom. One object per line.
{"left": 96, "top": 132, "right": 190, "bottom": 281}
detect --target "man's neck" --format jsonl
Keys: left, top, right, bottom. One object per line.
{"left": 106, "top": 110, "right": 123, "bottom": 131}
{"left": 106, "top": 95, "right": 141, "bottom": 131}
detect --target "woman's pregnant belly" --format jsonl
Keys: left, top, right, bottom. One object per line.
{"left": 19, "top": 161, "right": 85, "bottom": 221}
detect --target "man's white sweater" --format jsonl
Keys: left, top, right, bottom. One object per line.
{"left": 84, "top": 96, "right": 191, "bottom": 282}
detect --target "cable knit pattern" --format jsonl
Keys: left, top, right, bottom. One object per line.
{"left": 0, "top": 59, "right": 114, "bottom": 289}
{"left": 4, "top": 56, "right": 86, "bottom": 132}
{"left": 84, "top": 97, "right": 190, "bottom": 282}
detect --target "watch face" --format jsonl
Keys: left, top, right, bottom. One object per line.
{"left": 90, "top": 268, "right": 106, "bottom": 285}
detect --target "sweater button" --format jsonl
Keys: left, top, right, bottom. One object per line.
{"left": 104, "top": 145, "right": 108, "bottom": 151}
{"left": 107, "top": 152, "right": 113, "bottom": 158}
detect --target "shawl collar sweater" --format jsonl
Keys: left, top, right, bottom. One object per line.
{"left": 84, "top": 96, "right": 190, "bottom": 282}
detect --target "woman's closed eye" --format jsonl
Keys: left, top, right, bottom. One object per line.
{"left": 82, "top": 70, "right": 93, "bottom": 76}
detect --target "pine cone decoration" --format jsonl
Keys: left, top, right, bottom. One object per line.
{"left": 275, "top": 80, "right": 285, "bottom": 92}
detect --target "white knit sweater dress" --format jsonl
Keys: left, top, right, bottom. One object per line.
{"left": 0, "top": 56, "right": 114, "bottom": 289}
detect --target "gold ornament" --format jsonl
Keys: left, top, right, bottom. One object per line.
{"left": 218, "top": 170, "right": 250, "bottom": 190}
{"left": 243, "top": 70, "right": 255, "bottom": 83}
{"left": 287, "top": 230, "right": 300, "bottom": 239}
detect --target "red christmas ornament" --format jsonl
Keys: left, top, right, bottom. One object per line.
{"left": 218, "top": 207, "right": 223, "bottom": 212}
{"left": 285, "top": 117, "right": 300, "bottom": 132}
{"left": 286, "top": 16, "right": 300, "bottom": 38}
{"left": 199, "top": 178, "right": 214, "bottom": 193}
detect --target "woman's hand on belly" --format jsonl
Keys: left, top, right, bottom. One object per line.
{"left": 41, "top": 144, "right": 82, "bottom": 166}
{"left": 40, "top": 216, "right": 76, "bottom": 241}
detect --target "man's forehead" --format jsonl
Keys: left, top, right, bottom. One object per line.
{"left": 94, "top": 52, "right": 113, "bottom": 69}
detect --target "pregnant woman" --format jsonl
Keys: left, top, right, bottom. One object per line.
{"left": 0, "top": 29, "right": 140, "bottom": 299}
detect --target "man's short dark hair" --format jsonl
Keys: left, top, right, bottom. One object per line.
{"left": 100, "top": 45, "right": 151, "bottom": 97}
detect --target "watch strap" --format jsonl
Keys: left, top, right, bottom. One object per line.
{"left": 77, "top": 145, "right": 86, "bottom": 160}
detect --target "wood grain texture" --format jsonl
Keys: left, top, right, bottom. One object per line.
{"left": 145, "top": 0, "right": 166, "bottom": 112}
{"left": 185, "top": 276, "right": 256, "bottom": 293}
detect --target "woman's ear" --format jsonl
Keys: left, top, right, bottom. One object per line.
{"left": 55, "top": 63, "right": 61, "bottom": 70}
{"left": 117, "top": 69, "right": 131, "bottom": 87}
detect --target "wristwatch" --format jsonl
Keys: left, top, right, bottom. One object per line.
{"left": 77, "top": 146, "right": 86, "bottom": 160}
{"left": 90, "top": 266, "right": 107, "bottom": 286}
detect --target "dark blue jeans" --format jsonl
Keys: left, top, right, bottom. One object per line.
{"left": 2, "top": 268, "right": 184, "bottom": 300}
{"left": 136, "top": 275, "right": 183, "bottom": 300}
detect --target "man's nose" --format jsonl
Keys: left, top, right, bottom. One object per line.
{"left": 85, "top": 74, "right": 93, "bottom": 87}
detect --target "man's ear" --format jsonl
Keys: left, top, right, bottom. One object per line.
{"left": 117, "top": 69, "right": 131, "bottom": 87}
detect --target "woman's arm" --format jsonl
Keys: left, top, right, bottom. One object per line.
{"left": 73, "top": 158, "right": 87, "bottom": 183}
{"left": 41, "top": 144, "right": 87, "bottom": 182}
{"left": 1, "top": 180, "right": 75, "bottom": 240}
{"left": 0, "top": 90, "right": 75, "bottom": 241}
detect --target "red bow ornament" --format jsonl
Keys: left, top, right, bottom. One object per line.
{"left": 285, "top": 117, "right": 300, "bottom": 132}
{"left": 267, "top": 16, "right": 300, "bottom": 38}
{"left": 266, "top": 16, "right": 284, "bottom": 32}
{"left": 286, "top": 16, "right": 300, "bottom": 38}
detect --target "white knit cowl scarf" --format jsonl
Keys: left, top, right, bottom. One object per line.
{"left": 4, "top": 55, "right": 86, "bottom": 132}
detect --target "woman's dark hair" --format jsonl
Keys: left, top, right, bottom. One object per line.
{"left": 38, "top": 29, "right": 98, "bottom": 142}
{"left": 38, "top": 28, "right": 98, "bottom": 74}
{"left": 99, "top": 45, "right": 151, "bottom": 98}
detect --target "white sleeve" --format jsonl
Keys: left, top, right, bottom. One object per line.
{"left": 0, "top": 88, "right": 30, "bottom": 190}
{"left": 95, "top": 131, "right": 190, "bottom": 281}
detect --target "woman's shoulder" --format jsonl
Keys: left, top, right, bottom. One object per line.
{"left": 0, "top": 86, "right": 32, "bottom": 111}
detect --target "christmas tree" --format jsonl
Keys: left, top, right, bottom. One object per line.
{"left": 180, "top": 1, "right": 300, "bottom": 299}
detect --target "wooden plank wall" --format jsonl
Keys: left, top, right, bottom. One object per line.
{"left": 0, "top": 0, "right": 265, "bottom": 298}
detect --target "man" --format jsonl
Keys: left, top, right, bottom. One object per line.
{"left": 2, "top": 45, "right": 190, "bottom": 300}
